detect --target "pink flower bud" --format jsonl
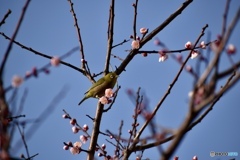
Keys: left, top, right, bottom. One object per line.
{"left": 176, "top": 54, "right": 183, "bottom": 62}
{"left": 226, "top": 44, "right": 236, "bottom": 55}
{"left": 98, "top": 153, "right": 103, "bottom": 157}
{"left": 63, "top": 145, "right": 69, "bottom": 150}
{"left": 186, "top": 65, "right": 192, "bottom": 73}
{"left": 99, "top": 96, "right": 108, "bottom": 104}
{"left": 140, "top": 28, "right": 148, "bottom": 34}
{"left": 173, "top": 156, "right": 179, "bottom": 160}
{"left": 191, "top": 50, "right": 199, "bottom": 59}
{"left": 101, "top": 144, "right": 106, "bottom": 150}
{"left": 154, "top": 38, "right": 161, "bottom": 46}
{"left": 62, "top": 114, "right": 69, "bottom": 119}
{"left": 83, "top": 124, "right": 89, "bottom": 131}
{"left": 44, "top": 68, "right": 50, "bottom": 74}
{"left": 70, "top": 147, "right": 80, "bottom": 155}
{"left": 32, "top": 67, "right": 38, "bottom": 77}
{"left": 25, "top": 71, "right": 31, "bottom": 78}
{"left": 72, "top": 126, "right": 80, "bottom": 133}
{"left": 67, "top": 141, "right": 73, "bottom": 147}
{"left": 105, "top": 88, "right": 114, "bottom": 98}
{"left": 192, "top": 155, "right": 198, "bottom": 160}
{"left": 200, "top": 41, "right": 206, "bottom": 49}
{"left": 142, "top": 52, "right": 148, "bottom": 57}
{"left": 70, "top": 118, "right": 76, "bottom": 125}
{"left": 80, "top": 135, "right": 88, "bottom": 144}
{"left": 73, "top": 141, "right": 82, "bottom": 148}
{"left": 50, "top": 56, "right": 60, "bottom": 66}
{"left": 11, "top": 75, "right": 23, "bottom": 88}
{"left": 81, "top": 59, "right": 86, "bottom": 63}
{"left": 131, "top": 40, "right": 140, "bottom": 49}
{"left": 158, "top": 52, "right": 168, "bottom": 62}
{"left": 185, "top": 41, "right": 192, "bottom": 49}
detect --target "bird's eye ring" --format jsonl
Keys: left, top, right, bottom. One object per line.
{"left": 110, "top": 75, "right": 113, "bottom": 78}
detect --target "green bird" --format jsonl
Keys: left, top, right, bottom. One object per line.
{"left": 78, "top": 72, "right": 118, "bottom": 105}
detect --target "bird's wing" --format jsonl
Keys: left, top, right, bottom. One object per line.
{"left": 84, "top": 78, "right": 106, "bottom": 95}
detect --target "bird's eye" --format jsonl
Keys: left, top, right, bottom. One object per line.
{"left": 110, "top": 75, "right": 113, "bottom": 78}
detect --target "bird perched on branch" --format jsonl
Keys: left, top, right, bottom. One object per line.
{"left": 78, "top": 72, "right": 118, "bottom": 106}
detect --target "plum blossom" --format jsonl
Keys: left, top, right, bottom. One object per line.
{"left": 200, "top": 41, "right": 206, "bottom": 49}
{"left": 191, "top": 50, "right": 199, "bottom": 59}
{"left": 105, "top": 88, "right": 114, "bottom": 98}
{"left": 185, "top": 41, "right": 192, "bottom": 49}
{"left": 80, "top": 135, "right": 88, "bottom": 144}
{"left": 226, "top": 44, "right": 236, "bottom": 55}
{"left": 70, "top": 141, "right": 82, "bottom": 155}
{"left": 140, "top": 27, "right": 148, "bottom": 34}
{"left": 50, "top": 56, "right": 60, "bottom": 66}
{"left": 158, "top": 52, "right": 168, "bottom": 62}
{"left": 83, "top": 124, "right": 89, "bottom": 131}
{"left": 131, "top": 40, "right": 140, "bottom": 49}
{"left": 72, "top": 126, "right": 80, "bottom": 134}
{"left": 11, "top": 75, "right": 23, "bottom": 87}
{"left": 99, "top": 96, "right": 108, "bottom": 104}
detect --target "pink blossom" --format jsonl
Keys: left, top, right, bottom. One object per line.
{"left": 191, "top": 50, "right": 199, "bottom": 59}
{"left": 176, "top": 54, "right": 183, "bottom": 62}
{"left": 131, "top": 40, "right": 140, "bottom": 49}
{"left": 105, "top": 88, "right": 114, "bottom": 98}
{"left": 25, "top": 71, "right": 31, "bottom": 78}
{"left": 62, "top": 114, "right": 69, "bottom": 119}
{"left": 11, "top": 75, "right": 23, "bottom": 87}
{"left": 226, "top": 44, "right": 236, "bottom": 55}
{"left": 50, "top": 56, "right": 60, "bottom": 66}
{"left": 72, "top": 126, "right": 80, "bottom": 133}
{"left": 80, "top": 135, "right": 88, "bottom": 144}
{"left": 69, "top": 141, "right": 81, "bottom": 154}
{"left": 81, "top": 58, "right": 86, "bottom": 63}
{"left": 142, "top": 52, "right": 148, "bottom": 57}
{"left": 158, "top": 53, "right": 168, "bottom": 62}
{"left": 173, "top": 157, "right": 179, "bottom": 160}
{"left": 185, "top": 65, "right": 192, "bottom": 73}
{"left": 98, "top": 153, "right": 103, "bottom": 157}
{"left": 83, "top": 124, "right": 89, "bottom": 131}
{"left": 70, "top": 118, "right": 76, "bottom": 125}
{"left": 200, "top": 41, "right": 206, "bottom": 49}
{"left": 154, "top": 38, "right": 161, "bottom": 46}
{"left": 140, "top": 27, "right": 148, "bottom": 34}
{"left": 192, "top": 155, "right": 198, "bottom": 160}
{"left": 99, "top": 96, "right": 108, "bottom": 104}
{"left": 101, "top": 143, "right": 106, "bottom": 150}
{"left": 185, "top": 41, "right": 192, "bottom": 49}
{"left": 63, "top": 145, "right": 69, "bottom": 150}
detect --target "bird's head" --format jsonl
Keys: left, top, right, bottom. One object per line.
{"left": 106, "top": 72, "right": 118, "bottom": 79}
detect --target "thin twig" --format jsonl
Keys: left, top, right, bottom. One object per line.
{"left": 0, "top": 9, "right": 12, "bottom": 27}
{"left": 0, "top": 0, "right": 31, "bottom": 79}
{"left": 112, "top": 39, "right": 130, "bottom": 48}
{"left": 67, "top": 0, "right": 86, "bottom": 69}
{"left": 137, "top": 40, "right": 216, "bottom": 54}
{"left": 0, "top": 32, "right": 83, "bottom": 74}
{"left": 16, "top": 122, "right": 30, "bottom": 158}
{"left": 133, "top": 71, "right": 240, "bottom": 152}
{"left": 115, "top": 0, "right": 193, "bottom": 76}
{"left": 104, "top": 0, "right": 115, "bottom": 74}
{"left": 197, "top": 7, "right": 240, "bottom": 87}
{"left": 132, "top": 0, "right": 139, "bottom": 40}
{"left": 221, "top": 0, "right": 231, "bottom": 36}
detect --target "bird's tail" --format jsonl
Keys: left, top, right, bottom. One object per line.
{"left": 78, "top": 97, "right": 87, "bottom": 106}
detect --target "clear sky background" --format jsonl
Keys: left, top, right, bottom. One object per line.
{"left": 1, "top": 0, "right": 240, "bottom": 160}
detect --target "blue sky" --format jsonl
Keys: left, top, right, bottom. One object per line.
{"left": 1, "top": 0, "right": 240, "bottom": 159}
